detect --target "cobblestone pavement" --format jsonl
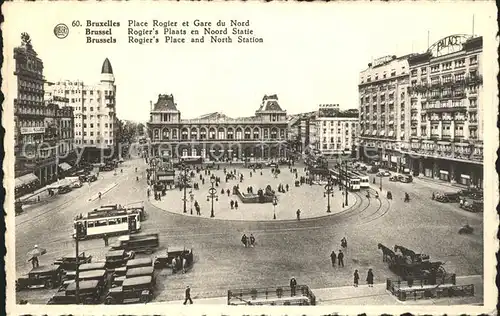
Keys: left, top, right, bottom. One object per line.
{"left": 15, "top": 158, "right": 484, "bottom": 304}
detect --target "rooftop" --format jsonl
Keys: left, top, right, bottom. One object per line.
{"left": 101, "top": 58, "right": 113, "bottom": 74}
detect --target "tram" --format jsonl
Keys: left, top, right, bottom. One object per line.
{"left": 73, "top": 208, "right": 142, "bottom": 240}
{"left": 350, "top": 170, "right": 370, "bottom": 189}
{"left": 329, "top": 168, "right": 361, "bottom": 191}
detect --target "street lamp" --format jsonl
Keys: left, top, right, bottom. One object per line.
{"left": 189, "top": 190, "right": 194, "bottom": 215}
{"left": 272, "top": 195, "right": 278, "bottom": 220}
{"left": 181, "top": 165, "right": 188, "bottom": 213}
{"left": 379, "top": 174, "right": 383, "bottom": 192}
{"left": 324, "top": 177, "right": 333, "bottom": 213}
{"left": 207, "top": 178, "right": 218, "bottom": 218}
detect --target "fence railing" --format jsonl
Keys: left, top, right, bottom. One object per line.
{"left": 386, "top": 276, "right": 474, "bottom": 301}
{"left": 227, "top": 285, "right": 316, "bottom": 305}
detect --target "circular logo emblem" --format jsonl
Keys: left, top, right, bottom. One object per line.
{"left": 54, "top": 23, "right": 69, "bottom": 39}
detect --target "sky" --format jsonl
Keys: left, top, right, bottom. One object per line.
{"left": 3, "top": 1, "right": 496, "bottom": 122}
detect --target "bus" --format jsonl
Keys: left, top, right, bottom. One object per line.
{"left": 73, "top": 208, "right": 141, "bottom": 240}
{"left": 350, "top": 170, "right": 370, "bottom": 189}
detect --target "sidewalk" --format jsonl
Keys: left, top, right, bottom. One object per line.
{"left": 156, "top": 275, "right": 483, "bottom": 305}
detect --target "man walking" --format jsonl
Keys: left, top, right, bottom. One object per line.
{"left": 249, "top": 234, "right": 255, "bottom": 247}
{"left": 353, "top": 269, "right": 359, "bottom": 287}
{"left": 330, "top": 250, "right": 337, "bottom": 267}
{"left": 183, "top": 285, "right": 193, "bottom": 304}
{"left": 338, "top": 250, "right": 344, "bottom": 267}
{"left": 296, "top": 209, "right": 301, "bottom": 221}
{"left": 366, "top": 269, "right": 374, "bottom": 287}
{"left": 290, "top": 277, "right": 297, "bottom": 296}
{"left": 103, "top": 233, "right": 109, "bottom": 246}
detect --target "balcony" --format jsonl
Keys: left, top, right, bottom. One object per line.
{"left": 469, "top": 120, "right": 478, "bottom": 126}
{"left": 424, "top": 105, "right": 466, "bottom": 113}
{"left": 453, "top": 116, "right": 466, "bottom": 122}
{"left": 452, "top": 91, "right": 466, "bottom": 98}
{"left": 466, "top": 74, "right": 483, "bottom": 86}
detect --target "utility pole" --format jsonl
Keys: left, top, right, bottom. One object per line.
{"left": 183, "top": 166, "right": 187, "bottom": 213}
{"left": 75, "top": 228, "right": 80, "bottom": 304}
{"left": 344, "top": 162, "right": 349, "bottom": 207}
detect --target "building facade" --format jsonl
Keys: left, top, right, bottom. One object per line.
{"left": 45, "top": 58, "right": 117, "bottom": 159}
{"left": 14, "top": 33, "right": 76, "bottom": 187}
{"left": 358, "top": 54, "right": 412, "bottom": 171}
{"left": 358, "top": 34, "right": 483, "bottom": 187}
{"left": 147, "top": 94, "right": 288, "bottom": 161}
{"left": 403, "top": 35, "right": 483, "bottom": 187}
{"left": 316, "top": 115, "right": 358, "bottom": 156}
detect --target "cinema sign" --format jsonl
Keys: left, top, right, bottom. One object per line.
{"left": 428, "top": 34, "right": 472, "bottom": 57}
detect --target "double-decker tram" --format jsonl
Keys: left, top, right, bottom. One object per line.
{"left": 350, "top": 170, "right": 370, "bottom": 189}
{"left": 73, "top": 207, "right": 142, "bottom": 240}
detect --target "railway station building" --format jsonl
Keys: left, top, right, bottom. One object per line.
{"left": 147, "top": 94, "right": 289, "bottom": 161}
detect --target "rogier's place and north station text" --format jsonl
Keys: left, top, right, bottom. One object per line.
{"left": 81, "top": 19, "right": 264, "bottom": 44}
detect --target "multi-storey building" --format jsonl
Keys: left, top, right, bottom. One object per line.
{"left": 358, "top": 54, "right": 413, "bottom": 171}
{"left": 403, "top": 35, "right": 483, "bottom": 187}
{"left": 13, "top": 33, "right": 47, "bottom": 185}
{"left": 45, "top": 58, "right": 117, "bottom": 161}
{"left": 147, "top": 94, "right": 288, "bottom": 161}
{"left": 315, "top": 110, "right": 359, "bottom": 156}
{"left": 287, "top": 111, "right": 316, "bottom": 154}
{"left": 44, "top": 103, "right": 75, "bottom": 171}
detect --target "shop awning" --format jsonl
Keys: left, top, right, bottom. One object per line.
{"left": 15, "top": 173, "right": 39, "bottom": 189}
{"left": 59, "top": 162, "right": 72, "bottom": 171}
{"left": 388, "top": 131, "right": 394, "bottom": 137}
{"left": 372, "top": 130, "right": 377, "bottom": 135}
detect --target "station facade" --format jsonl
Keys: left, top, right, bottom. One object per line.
{"left": 147, "top": 94, "right": 288, "bottom": 161}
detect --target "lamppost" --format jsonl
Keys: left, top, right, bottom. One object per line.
{"left": 181, "top": 165, "right": 188, "bottom": 213}
{"left": 189, "top": 190, "right": 194, "bottom": 215}
{"left": 344, "top": 161, "right": 349, "bottom": 207}
{"left": 379, "top": 174, "right": 383, "bottom": 192}
{"left": 272, "top": 195, "right": 278, "bottom": 220}
{"left": 207, "top": 178, "right": 218, "bottom": 218}
{"left": 324, "top": 177, "right": 333, "bottom": 213}
{"left": 74, "top": 226, "right": 80, "bottom": 304}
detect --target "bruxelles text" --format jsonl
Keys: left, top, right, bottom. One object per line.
{"left": 18, "top": 140, "right": 422, "bottom": 166}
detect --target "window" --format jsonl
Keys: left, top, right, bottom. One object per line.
{"left": 95, "top": 220, "right": 108, "bottom": 227}
{"left": 431, "top": 65, "right": 440, "bottom": 73}
{"left": 442, "top": 74, "right": 452, "bottom": 83}
{"left": 90, "top": 107, "right": 93, "bottom": 111}
{"left": 411, "top": 69, "right": 418, "bottom": 77}
{"left": 421, "top": 67, "right": 427, "bottom": 75}
{"left": 442, "top": 62, "right": 452, "bottom": 71}
{"left": 454, "top": 59, "right": 465, "bottom": 68}
{"left": 469, "top": 55, "right": 478, "bottom": 65}
{"left": 455, "top": 72, "right": 465, "bottom": 82}
{"left": 391, "top": 69, "right": 396, "bottom": 77}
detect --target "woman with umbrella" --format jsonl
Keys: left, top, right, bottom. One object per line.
{"left": 27, "top": 245, "right": 46, "bottom": 268}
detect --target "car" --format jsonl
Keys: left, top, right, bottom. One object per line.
{"left": 460, "top": 199, "right": 483, "bottom": 213}
{"left": 78, "top": 269, "right": 108, "bottom": 292}
{"left": 105, "top": 250, "right": 135, "bottom": 271}
{"left": 113, "top": 258, "right": 153, "bottom": 279}
{"left": 247, "top": 163, "right": 263, "bottom": 169}
{"left": 376, "top": 171, "right": 391, "bottom": 177}
{"left": 113, "top": 266, "right": 156, "bottom": 287}
{"left": 58, "top": 185, "right": 73, "bottom": 194}
{"left": 154, "top": 246, "right": 194, "bottom": 270}
{"left": 71, "top": 181, "right": 83, "bottom": 188}
{"left": 435, "top": 192, "right": 460, "bottom": 203}
{"left": 398, "top": 175, "right": 413, "bottom": 183}
{"left": 16, "top": 265, "right": 64, "bottom": 291}
{"left": 53, "top": 252, "right": 93, "bottom": 272}
{"left": 389, "top": 175, "right": 399, "bottom": 182}
{"left": 102, "top": 165, "right": 115, "bottom": 172}
{"left": 110, "top": 234, "right": 159, "bottom": 254}
{"left": 458, "top": 188, "right": 483, "bottom": 200}
{"left": 48, "top": 280, "right": 102, "bottom": 305}
{"left": 87, "top": 174, "right": 98, "bottom": 182}
{"left": 63, "top": 261, "right": 107, "bottom": 281}
{"left": 105, "top": 276, "right": 154, "bottom": 304}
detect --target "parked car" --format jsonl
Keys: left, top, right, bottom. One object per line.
{"left": 113, "top": 258, "right": 153, "bottom": 279}
{"left": 389, "top": 175, "right": 399, "bottom": 182}
{"left": 16, "top": 265, "right": 63, "bottom": 291}
{"left": 105, "top": 250, "right": 135, "bottom": 271}
{"left": 376, "top": 171, "right": 391, "bottom": 177}
{"left": 113, "top": 266, "right": 156, "bottom": 288}
{"left": 458, "top": 188, "right": 483, "bottom": 200}
{"left": 58, "top": 185, "right": 73, "bottom": 194}
{"left": 48, "top": 280, "right": 102, "bottom": 305}
{"left": 435, "top": 192, "right": 460, "bottom": 203}
{"left": 53, "top": 252, "right": 93, "bottom": 272}
{"left": 367, "top": 166, "right": 379, "bottom": 174}
{"left": 110, "top": 233, "right": 159, "bottom": 254}
{"left": 105, "top": 276, "right": 154, "bottom": 304}
{"left": 154, "top": 246, "right": 194, "bottom": 269}
{"left": 78, "top": 269, "right": 108, "bottom": 293}
{"left": 460, "top": 200, "right": 483, "bottom": 213}
{"left": 398, "top": 175, "right": 413, "bottom": 183}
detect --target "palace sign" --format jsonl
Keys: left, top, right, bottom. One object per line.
{"left": 428, "top": 34, "right": 472, "bottom": 57}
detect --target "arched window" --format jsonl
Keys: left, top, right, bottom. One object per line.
{"left": 244, "top": 128, "right": 251, "bottom": 140}
{"left": 209, "top": 128, "right": 216, "bottom": 140}
{"left": 227, "top": 127, "right": 234, "bottom": 140}
{"left": 172, "top": 129, "right": 178, "bottom": 139}
{"left": 154, "top": 129, "right": 160, "bottom": 140}
{"left": 200, "top": 127, "right": 207, "bottom": 140}
{"left": 218, "top": 128, "right": 225, "bottom": 140}
{"left": 190, "top": 127, "right": 198, "bottom": 140}
{"left": 263, "top": 128, "right": 269, "bottom": 139}
{"left": 253, "top": 128, "right": 260, "bottom": 139}
{"left": 280, "top": 129, "right": 285, "bottom": 139}
{"left": 162, "top": 128, "right": 170, "bottom": 140}
{"left": 181, "top": 128, "right": 189, "bottom": 140}
{"left": 236, "top": 127, "right": 243, "bottom": 140}
{"left": 271, "top": 128, "right": 278, "bottom": 139}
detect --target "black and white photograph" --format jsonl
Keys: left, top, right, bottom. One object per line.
{"left": 2, "top": 1, "right": 498, "bottom": 315}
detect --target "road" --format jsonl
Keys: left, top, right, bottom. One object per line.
{"left": 15, "top": 158, "right": 483, "bottom": 304}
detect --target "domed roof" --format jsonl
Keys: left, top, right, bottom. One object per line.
{"left": 101, "top": 58, "right": 113, "bottom": 74}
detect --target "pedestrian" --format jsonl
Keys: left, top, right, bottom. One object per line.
{"left": 338, "top": 250, "right": 344, "bottom": 267}
{"left": 183, "top": 285, "right": 193, "bottom": 304}
{"left": 230, "top": 200, "right": 234, "bottom": 209}
{"left": 341, "top": 237, "right": 347, "bottom": 249}
{"left": 121, "top": 169, "right": 123, "bottom": 173}
{"left": 249, "top": 234, "right": 255, "bottom": 247}
{"left": 354, "top": 269, "right": 359, "bottom": 287}
{"left": 432, "top": 192, "right": 435, "bottom": 200}
{"left": 103, "top": 233, "right": 109, "bottom": 246}
{"left": 286, "top": 184, "right": 289, "bottom": 192}
{"left": 290, "top": 277, "right": 297, "bottom": 296}
{"left": 241, "top": 234, "right": 248, "bottom": 247}
{"left": 227, "top": 189, "right": 230, "bottom": 196}
{"left": 221, "top": 188, "right": 225, "bottom": 195}
{"left": 98, "top": 192, "right": 102, "bottom": 199}
{"left": 250, "top": 171, "right": 252, "bottom": 177}
{"left": 135, "top": 167, "right": 138, "bottom": 172}
{"left": 234, "top": 201, "right": 239, "bottom": 210}
{"left": 330, "top": 250, "right": 336, "bottom": 267}
{"left": 366, "top": 269, "right": 374, "bottom": 287}
{"left": 296, "top": 209, "right": 301, "bottom": 221}
{"left": 147, "top": 188, "right": 150, "bottom": 199}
